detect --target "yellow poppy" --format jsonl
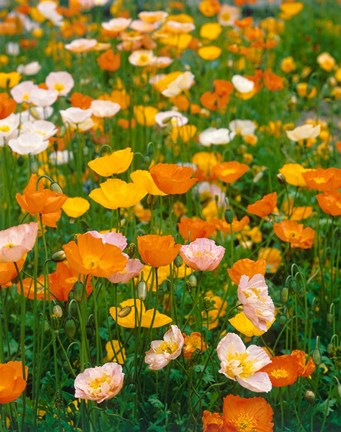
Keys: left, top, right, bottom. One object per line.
{"left": 229, "top": 311, "right": 273, "bottom": 337}
{"left": 198, "top": 46, "right": 222, "bottom": 61}
{"left": 88, "top": 148, "right": 134, "bottom": 177}
{"left": 62, "top": 197, "right": 90, "bottom": 218}
{"left": 104, "top": 340, "right": 126, "bottom": 364}
{"left": 200, "top": 23, "right": 222, "bottom": 41}
{"left": 130, "top": 170, "right": 167, "bottom": 196}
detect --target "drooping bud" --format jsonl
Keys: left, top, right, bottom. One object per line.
{"left": 281, "top": 287, "right": 289, "bottom": 303}
{"left": 51, "top": 250, "right": 66, "bottom": 263}
{"left": 118, "top": 306, "right": 132, "bottom": 318}
{"left": 174, "top": 255, "right": 183, "bottom": 268}
{"left": 187, "top": 274, "right": 197, "bottom": 288}
{"left": 312, "top": 336, "right": 321, "bottom": 365}
{"left": 53, "top": 305, "right": 63, "bottom": 318}
{"left": 50, "top": 181, "right": 64, "bottom": 194}
{"left": 304, "top": 390, "right": 316, "bottom": 404}
{"left": 73, "top": 281, "right": 86, "bottom": 303}
{"left": 64, "top": 318, "right": 76, "bottom": 338}
{"left": 276, "top": 173, "right": 286, "bottom": 185}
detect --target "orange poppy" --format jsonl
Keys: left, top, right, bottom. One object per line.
{"left": 150, "top": 163, "right": 198, "bottom": 195}
{"left": 0, "top": 361, "right": 28, "bottom": 404}
{"left": 178, "top": 217, "right": 216, "bottom": 241}
{"left": 223, "top": 394, "right": 274, "bottom": 432}
{"left": 213, "top": 161, "right": 249, "bottom": 184}
{"left": 183, "top": 332, "right": 207, "bottom": 359}
{"left": 63, "top": 233, "right": 128, "bottom": 278}
{"left": 202, "top": 410, "right": 224, "bottom": 432}
{"left": 274, "top": 220, "right": 315, "bottom": 249}
{"left": 261, "top": 355, "right": 299, "bottom": 387}
{"left": 16, "top": 174, "right": 67, "bottom": 228}
{"left": 211, "top": 216, "right": 250, "bottom": 234}
{"left": 137, "top": 234, "right": 181, "bottom": 268}
{"left": 316, "top": 191, "right": 341, "bottom": 216}
{"left": 263, "top": 70, "right": 285, "bottom": 91}
{"left": 70, "top": 92, "right": 93, "bottom": 109}
{"left": 303, "top": 168, "right": 341, "bottom": 192}
{"left": 290, "top": 350, "right": 315, "bottom": 378}
{"left": 97, "top": 49, "right": 121, "bottom": 72}
{"left": 258, "top": 248, "right": 282, "bottom": 273}
{"left": 227, "top": 258, "right": 266, "bottom": 285}
{"left": 199, "top": 0, "right": 221, "bottom": 16}
{"left": 0, "top": 259, "right": 24, "bottom": 287}
{"left": 0, "top": 93, "right": 16, "bottom": 119}
{"left": 247, "top": 192, "right": 277, "bottom": 217}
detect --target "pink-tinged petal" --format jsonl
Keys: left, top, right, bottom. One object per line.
{"left": 107, "top": 258, "right": 144, "bottom": 284}
{"left": 217, "top": 333, "right": 246, "bottom": 362}
{"left": 237, "top": 372, "right": 272, "bottom": 393}
{"left": 246, "top": 346, "right": 272, "bottom": 370}
{"left": 88, "top": 230, "right": 127, "bottom": 251}
{"left": 145, "top": 350, "right": 170, "bottom": 370}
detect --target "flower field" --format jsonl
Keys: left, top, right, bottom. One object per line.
{"left": 0, "top": 0, "right": 340, "bottom": 430}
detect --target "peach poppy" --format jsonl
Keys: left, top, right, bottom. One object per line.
{"left": 88, "top": 148, "right": 134, "bottom": 177}
{"left": 303, "top": 168, "right": 341, "bottom": 192}
{"left": 274, "top": 220, "right": 315, "bottom": 249}
{"left": 109, "top": 298, "right": 172, "bottom": 328}
{"left": 0, "top": 222, "right": 38, "bottom": 263}
{"left": 316, "top": 191, "right": 341, "bottom": 216}
{"left": 16, "top": 174, "right": 67, "bottom": 228}
{"left": 213, "top": 161, "right": 249, "bottom": 184}
{"left": 228, "top": 258, "right": 266, "bottom": 285}
{"left": 0, "top": 361, "right": 28, "bottom": 404}
{"left": 63, "top": 232, "right": 128, "bottom": 278}
{"left": 260, "top": 355, "right": 299, "bottom": 387}
{"left": 178, "top": 217, "right": 216, "bottom": 241}
{"left": 138, "top": 234, "right": 181, "bottom": 268}
{"left": 247, "top": 192, "right": 277, "bottom": 217}
{"left": 97, "top": 49, "right": 121, "bottom": 72}
{"left": 222, "top": 395, "right": 274, "bottom": 432}
{"left": 150, "top": 163, "right": 198, "bottom": 195}
{"left": 180, "top": 238, "right": 225, "bottom": 271}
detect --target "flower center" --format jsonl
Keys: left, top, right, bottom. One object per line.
{"left": 271, "top": 368, "right": 289, "bottom": 379}
{"left": 155, "top": 340, "right": 178, "bottom": 355}
{"left": 0, "top": 125, "right": 10, "bottom": 132}
{"left": 233, "top": 412, "right": 257, "bottom": 432}
{"left": 5, "top": 242, "right": 14, "bottom": 248}
{"left": 84, "top": 255, "right": 100, "bottom": 269}
{"left": 88, "top": 375, "right": 110, "bottom": 396}
{"left": 54, "top": 83, "right": 65, "bottom": 92}
{"left": 225, "top": 352, "right": 255, "bottom": 379}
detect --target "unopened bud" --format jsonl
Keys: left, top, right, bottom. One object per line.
{"left": 327, "top": 343, "right": 334, "bottom": 355}
{"left": 73, "top": 281, "right": 86, "bottom": 303}
{"left": 64, "top": 318, "right": 76, "bottom": 338}
{"left": 174, "top": 255, "right": 183, "bottom": 268}
{"left": 188, "top": 274, "right": 197, "bottom": 288}
{"left": 137, "top": 280, "right": 147, "bottom": 301}
{"left": 127, "top": 243, "right": 136, "bottom": 258}
{"left": 31, "top": 160, "right": 39, "bottom": 173}
{"left": 51, "top": 250, "right": 66, "bottom": 263}
{"left": 118, "top": 306, "right": 132, "bottom": 318}
{"left": 327, "top": 312, "right": 333, "bottom": 324}
{"left": 279, "top": 315, "right": 287, "bottom": 326}
{"left": 224, "top": 208, "right": 234, "bottom": 224}
{"left": 312, "top": 337, "right": 321, "bottom": 365}
{"left": 50, "top": 182, "right": 63, "bottom": 194}
{"left": 53, "top": 305, "right": 63, "bottom": 318}
{"left": 281, "top": 287, "right": 289, "bottom": 303}
{"left": 276, "top": 173, "right": 286, "bottom": 185}
{"left": 304, "top": 390, "right": 316, "bottom": 404}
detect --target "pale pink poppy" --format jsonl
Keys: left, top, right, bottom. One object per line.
{"left": 164, "top": 21, "right": 195, "bottom": 34}
{"left": 180, "top": 238, "right": 225, "bottom": 271}
{"left": 238, "top": 274, "right": 275, "bottom": 332}
{"left": 21, "top": 120, "right": 57, "bottom": 140}
{"left": 45, "top": 71, "right": 74, "bottom": 96}
{"left": 30, "top": 88, "right": 58, "bottom": 107}
{"left": 155, "top": 111, "right": 188, "bottom": 128}
{"left": 286, "top": 124, "right": 320, "bottom": 141}
{"left": 232, "top": 75, "right": 254, "bottom": 94}
{"left": 108, "top": 258, "right": 144, "bottom": 284}
{"left": 101, "top": 18, "right": 131, "bottom": 34}
{"left": 128, "top": 50, "right": 156, "bottom": 67}
{"left": 37, "top": 1, "right": 63, "bottom": 27}
{"left": 16, "top": 61, "right": 41, "bottom": 76}
{"left": 217, "top": 333, "right": 272, "bottom": 392}
{"left": 90, "top": 100, "right": 121, "bottom": 118}
{"left": 88, "top": 231, "right": 127, "bottom": 251}
{"left": 150, "top": 56, "right": 173, "bottom": 69}
{"left": 218, "top": 5, "right": 240, "bottom": 26}
{"left": 65, "top": 38, "right": 97, "bottom": 53}
{"left": 138, "top": 11, "right": 168, "bottom": 25}
{"left": 0, "top": 114, "right": 19, "bottom": 140}
{"left": 60, "top": 107, "right": 93, "bottom": 130}
{"left": 10, "top": 81, "right": 38, "bottom": 103}
{"left": 161, "top": 72, "right": 195, "bottom": 97}
{"left": 145, "top": 325, "right": 184, "bottom": 370}
{"left": 74, "top": 362, "right": 124, "bottom": 404}
{"left": 0, "top": 222, "right": 38, "bottom": 263}
{"left": 130, "top": 20, "right": 157, "bottom": 33}
{"left": 8, "top": 132, "right": 48, "bottom": 155}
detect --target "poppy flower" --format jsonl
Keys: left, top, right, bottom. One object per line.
{"left": 238, "top": 274, "right": 275, "bottom": 331}
{"left": 316, "top": 191, "right": 341, "bottom": 216}
{"left": 303, "top": 168, "right": 341, "bottom": 192}
{"left": 70, "top": 92, "right": 93, "bottom": 109}
{"left": 62, "top": 197, "right": 90, "bottom": 218}
{"left": 183, "top": 332, "right": 207, "bottom": 359}
{"left": 109, "top": 298, "right": 172, "bottom": 328}
{"left": 0, "top": 93, "right": 16, "bottom": 119}
{"left": 290, "top": 350, "right": 315, "bottom": 377}
{"left": 228, "top": 258, "right": 266, "bottom": 285}
{"left": 170, "top": 124, "right": 197, "bottom": 143}
{"left": 145, "top": 325, "right": 184, "bottom": 370}
{"left": 0, "top": 222, "right": 38, "bottom": 263}
{"left": 104, "top": 340, "right": 126, "bottom": 365}
{"left": 260, "top": 355, "right": 299, "bottom": 387}
{"left": 202, "top": 410, "right": 224, "bottom": 432}
{"left": 286, "top": 124, "right": 320, "bottom": 142}
{"left": 278, "top": 163, "right": 310, "bottom": 187}
{"left": 247, "top": 192, "right": 277, "bottom": 217}
{"left": 180, "top": 238, "right": 225, "bottom": 271}
{"left": 274, "top": 220, "right": 315, "bottom": 249}
{"left": 178, "top": 217, "right": 216, "bottom": 241}
{"left": 213, "top": 161, "right": 249, "bottom": 184}
{"left": 0, "top": 259, "right": 25, "bottom": 287}
{"left": 150, "top": 163, "right": 198, "bottom": 195}
{"left": 16, "top": 175, "right": 67, "bottom": 228}
{"left": 222, "top": 395, "right": 274, "bottom": 432}
{"left": 130, "top": 170, "right": 166, "bottom": 196}
{"left": 0, "top": 361, "right": 28, "bottom": 404}
{"left": 74, "top": 362, "right": 124, "bottom": 404}
{"left": 138, "top": 234, "right": 181, "bottom": 268}
{"left": 217, "top": 333, "right": 272, "bottom": 392}
{"left": 63, "top": 232, "right": 128, "bottom": 278}
{"left": 89, "top": 179, "right": 147, "bottom": 210}
{"left": 229, "top": 311, "right": 271, "bottom": 337}
{"left": 88, "top": 148, "right": 134, "bottom": 177}
{"left": 198, "top": 46, "right": 222, "bottom": 61}
{"left": 258, "top": 248, "right": 282, "bottom": 273}
{"left": 134, "top": 105, "right": 158, "bottom": 126}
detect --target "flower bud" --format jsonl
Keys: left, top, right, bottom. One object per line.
{"left": 30, "top": 160, "right": 39, "bottom": 173}
{"left": 276, "top": 173, "right": 286, "bottom": 185}
{"left": 224, "top": 208, "right": 234, "bottom": 224}
{"left": 304, "top": 390, "right": 316, "bottom": 404}
{"left": 127, "top": 243, "right": 136, "bottom": 258}
{"left": 73, "top": 281, "right": 86, "bottom": 303}
{"left": 312, "top": 337, "right": 321, "bottom": 365}
{"left": 137, "top": 280, "right": 147, "bottom": 301}
{"left": 188, "top": 274, "right": 197, "bottom": 288}
{"left": 51, "top": 250, "right": 66, "bottom": 263}
{"left": 174, "top": 255, "right": 183, "bottom": 268}
{"left": 118, "top": 306, "right": 132, "bottom": 318}
{"left": 50, "top": 181, "right": 64, "bottom": 194}
{"left": 64, "top": 318, "right": 76, "bottom": 338}
{"left": 279, "top": 315, "right": 287, "bottom": 326}
{"left": 327, "top": 312, "right": 333, "bottom": 324}
{"left": 281, "top": 287, "right": 289, "bottom": 303}
{"left": 53, "top": 305, "right": 63, "bottom": 318}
